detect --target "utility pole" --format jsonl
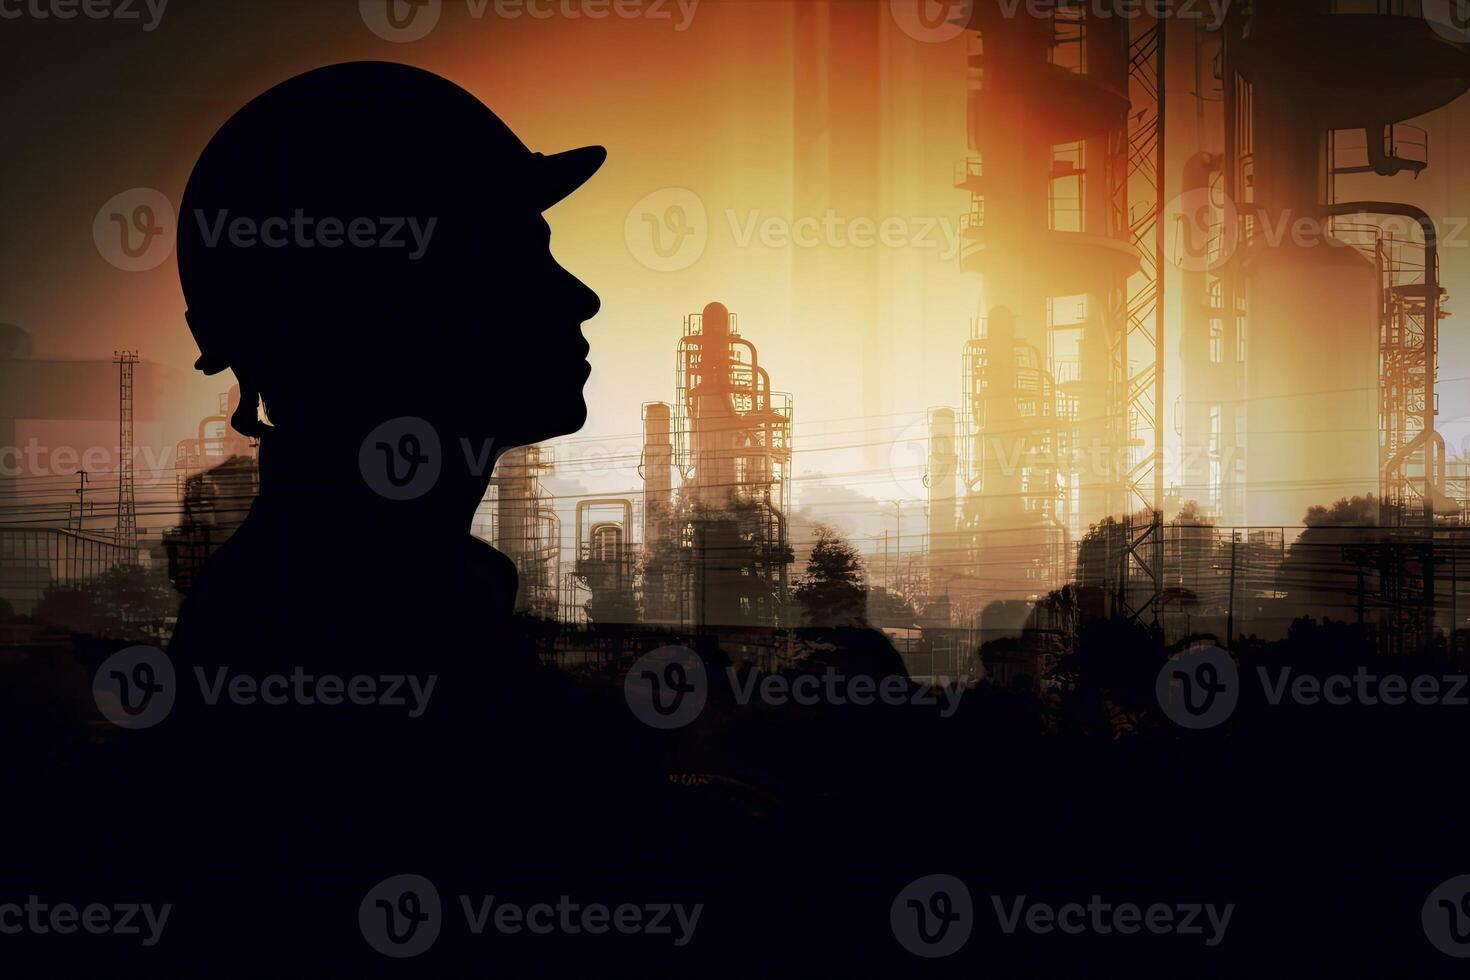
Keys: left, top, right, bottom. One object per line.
{"left": 1226, "top": 531, "right": 1238, "bottom": 651}
{"left": 879, "top": 530, "right": 889, "bottom": 591}
{"left": 74, "top": 470, "right": 89, "bottom": 533}
{"left": 889, "top": 500, "right": 904, "bottom": 599}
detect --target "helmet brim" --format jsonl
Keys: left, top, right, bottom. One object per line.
{"left": 533, "top": 145, "right": 607, "bottom": 212}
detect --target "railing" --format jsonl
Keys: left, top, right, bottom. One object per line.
{"left": 1329, "top": 0, "right": 1425, "bottom": 15}
{"left": 1246, "top": 0, "right": 1429, "bottom": 18}
{"left": 953, "top": 157, "right": 984, "bottom": 188}
{"left": 962, "top": 198, "right": 986, "bottom": 231}
{"left": 1330, "top": 220, "right": 1434, "bottom": 292}
{"left": 1170, "top": 210, "right": 1232, "bottom": 270}
{"left": 1049, "top": 194, "right": 1084, "bottom": 234}
{"left": 959, "top": 203, "right": 987, "bottom": 263}
{"left": 1052, "top": 359, "right": 1081, "bottom": 385}
{"left": 966, "top": 33, "right": 985, "bottom": 91}
{"left": 1237, "top": 153, "right": 1255, "bottom": 203}
{"left": 1332, "top": 123, "right": 1429, "bottom": 175}
{"left": 1048, "top": 6, "right": 1087, "bottom": 75}
{"left": 1389, "top": 123, "right": 1430, "bottom": 165}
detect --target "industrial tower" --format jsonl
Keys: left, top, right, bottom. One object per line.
{"left": 1207, "top": 1, "right": 1470, "bottom": 528}
{"left": 493, "top": 444, "right": 560, "bottom": 617}
{"left": 936, "top": 2, "right": 1167, "bottom": 621}
{"left": 114, "top": 350, "right": 139, "bottom": 555}
{"left": 572, "top": 498, "right": 637, "bottom": 626}
{"left": 641, "top": 302, "right": 794, "bottom": 632}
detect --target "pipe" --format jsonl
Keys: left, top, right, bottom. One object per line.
{"left": 1323, "top": 200, "right": 1446, "bottom": 505}
{"left": 575, "top": 498, "right": 635, "bottom": 557}
{"left": 1365, "top": 123, "right": 1417, "bottom": 179}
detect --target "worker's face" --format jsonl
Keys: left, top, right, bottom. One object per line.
{"left": 223, "top": 208, "right": 598, "bottom": 458}
{"left": 433, "top": 212, "right": 600, "bottom": 447}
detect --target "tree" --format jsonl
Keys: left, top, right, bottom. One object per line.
{"left": 1280, "top": 495, "right": 1382, "bottom": 626}
{"left": 1304, "top": 494, "right": 1378, "bottom": 527}
{"left": 35, "top": 564, "right": 178, "bottom": 642}
{"left": 1175, "top": 499, "right": 1214, "bottom": 525}
{"left": 866, "top": 587, "right": 918, "bottom": 628}
{"left": 793, "top": 524, "right": 867, "bottom": 627}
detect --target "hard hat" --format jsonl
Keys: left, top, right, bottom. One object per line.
{"left": 178, "top": 61, "right": 606, "bottom": 376}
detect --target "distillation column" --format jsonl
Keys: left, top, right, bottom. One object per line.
{"left": 640, "top": 402, "right": 679, "bottom": 624}
{"left": 955, "top": 4, "right": 1141, "bottom": 604}
{"left": 670, "top": 302, "right": 794, "bottom": 630}
{"left": 642, "top": 403, "right": 673, "bottom": 551}
{"left": 1176, "top": 134, "right": 1246, "bottom": 525}
{"left": 1221, "top": 1, "right": 1470, "bottom": 525}
{"left": 926, "top": 406, "right": 960, "bottom": 593}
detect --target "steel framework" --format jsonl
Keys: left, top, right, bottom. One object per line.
{"left": 113, "top": 350, "right": 138, "bottom": 554}
{"left": 1117, "top": 16, "right": 1166, "bottom": 624}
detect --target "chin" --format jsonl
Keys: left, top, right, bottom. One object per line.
{"left": 502, "top": 398, "right": 586, "bottom": 446}
{"left": 549, "top": 398, "right": 588, "bottom": 437}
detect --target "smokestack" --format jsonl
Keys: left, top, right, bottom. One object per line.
{"left": 928, "top": 407, "right": 959, "bottom": 548}
{"left": 642, "top": 402, "right": 672, "bottom": 550}
{"left": 690, "top": 301, "right": 738, "bottom": 506}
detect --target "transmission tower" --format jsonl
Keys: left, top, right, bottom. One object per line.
{"left": 114, "top": 350, "right": 138, "bottom": 553}
{"left": 1119, "top": 14, "right": 1166, "bottom": 625}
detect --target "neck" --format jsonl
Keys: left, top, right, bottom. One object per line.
{"left": 254, "top": 423, "right": 497, "bottom": 537}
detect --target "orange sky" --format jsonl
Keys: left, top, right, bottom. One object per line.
{"left": 8, "top": 0, "right": 1470, "bottom": 543}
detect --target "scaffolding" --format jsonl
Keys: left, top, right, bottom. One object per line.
{"left": 1325, "top": 225, "right": 1449, "bottom": 514}
{"left": 645, "top": 302, "right": 794, "bottom": 632}
{"left": 1119, "top": 14, "right": 1167, "bottom": 624}
{"left": 957, "top": 312, "right": 1070, "bottom": 604}
{"left": 951, "top": 3, "right": 1162, "bottom": 621}
{"left": 173, "top": 385, "right": 257, "bottom": 499}
{"left": 492, "top": 444, "right": 560, "bottom": 618}
{"left": 1215, "top": 1, "right": 1470, "bottom": 531}
{"left": 572, "top": 498, "right": 637, "bottom": 625}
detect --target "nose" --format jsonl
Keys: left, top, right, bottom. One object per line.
{"left": 570, "top": 268, "right": 600, "bottom": 322}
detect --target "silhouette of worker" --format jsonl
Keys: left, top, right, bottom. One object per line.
{"left": 163, "top": 62, "right": 642, "bottom": 878}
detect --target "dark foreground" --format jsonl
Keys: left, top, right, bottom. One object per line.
{"left": 5, "top": 623, "right": 1470, "bottom": 976}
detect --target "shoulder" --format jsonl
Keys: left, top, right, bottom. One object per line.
{"left": 168, "top": 518, "right": 273, "bottom": 660}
